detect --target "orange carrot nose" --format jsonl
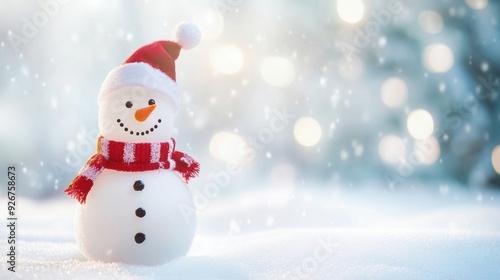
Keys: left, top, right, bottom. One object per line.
{"left": 135, "top": 104, "right": 156, "bottom": 122}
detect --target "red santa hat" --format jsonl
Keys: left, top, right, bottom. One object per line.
{"left": 98, "top": 22, "right": 201, "bottom": 110}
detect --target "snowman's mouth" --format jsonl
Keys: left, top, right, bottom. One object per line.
{"left": 116, "top": 118, "right": 162, "bottom": 136}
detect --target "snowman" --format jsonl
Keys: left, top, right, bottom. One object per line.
{"left": 65, "top": 22, "right": 201, "bottom": 265}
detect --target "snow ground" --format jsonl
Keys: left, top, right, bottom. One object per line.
{"left": 1, "top": 186, "right": 500, "bottom": 279}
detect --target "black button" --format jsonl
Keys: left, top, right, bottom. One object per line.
{"left": 135, "top": 207, "right": 146, "bottom": 218}
{"left": 133, "top": 180, "right": 144, "bottom": 191}
{"left": 135, "top": 233, "right": 146, "bottom": 244}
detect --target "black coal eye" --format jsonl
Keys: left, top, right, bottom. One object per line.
{"left": 125, "top": 101, "right": 133, "bottom": 108}
{"left": 148, "top": 99, "right": 155, "bottom": 105}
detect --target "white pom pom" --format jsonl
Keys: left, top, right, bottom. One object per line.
{"left": 173, "top": 21, "right": 201, "bottom": 50}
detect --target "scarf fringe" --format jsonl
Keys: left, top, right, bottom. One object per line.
{"left": 172, "top": 151, "right": 200, "bottom": 182}
{"left": 65, "top": 177, "right": 92, "bottom": 204}
{"left": 64, "top": 154, "right": 107, "bottom": 204}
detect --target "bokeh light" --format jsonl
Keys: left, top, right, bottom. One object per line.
{"left": 337, "top": 0, "right": 365, "bottom": 24}
{"left": 379, "top": 135, "right": 406, "bottom": 164}
{"left": 209, "top": 131, "right": 247, "bottom": 162}
{"left": 492, "top": 146, "right": 500, "bottom": 174}
{"left": 407, "top": 109, "right": 434, "bottom": 140}
{"left": 294, "top": 117, "right": 322, "bottom": 147}
{"left": 414, "top": 137, "right": 441, "bottom": 165}
{"left": 465, "top": 0, "right": 488, "bottom": 10}
{"left": 261, "top": 57, "right": 295, "bottom": 87}
{"left": 418, "top": 11, "right": 443, "bottom": 34}
{"left": 380, "top": 77, "right": 408, "bottom": 108}
{"left": 423, "top": 44, "right": 454, "bottom": 73}
{"left": 194, "top": 9, "right": 224, "bottom": 40}
{"left": 211, "top": 44, "right": 244, "bottom": 74}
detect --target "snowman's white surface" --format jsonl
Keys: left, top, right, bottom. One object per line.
{"left": 75, "top": 87, "right": 196, "bottom": 265}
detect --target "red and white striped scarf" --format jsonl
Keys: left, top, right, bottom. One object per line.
{"left": 65, "top": 136, "right": 199, "bottom": 204}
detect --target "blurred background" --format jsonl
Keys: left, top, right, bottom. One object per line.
{"left": 0, "top": 0, "right": 499, "bottom": 200}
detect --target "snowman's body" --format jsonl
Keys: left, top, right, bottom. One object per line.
{"left": 75, "top": 169, "right": 195, "bottom": 265}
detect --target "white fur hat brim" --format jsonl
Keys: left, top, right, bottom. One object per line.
{"left": 98, "top": 62, "right": 180, "bottom": 109}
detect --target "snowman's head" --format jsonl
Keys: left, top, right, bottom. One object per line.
{"left": 95, "top": 22, "right": 201, "bottom": 143}
{"left": 98, "top": 86, "right": 176, "bottom": 143}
